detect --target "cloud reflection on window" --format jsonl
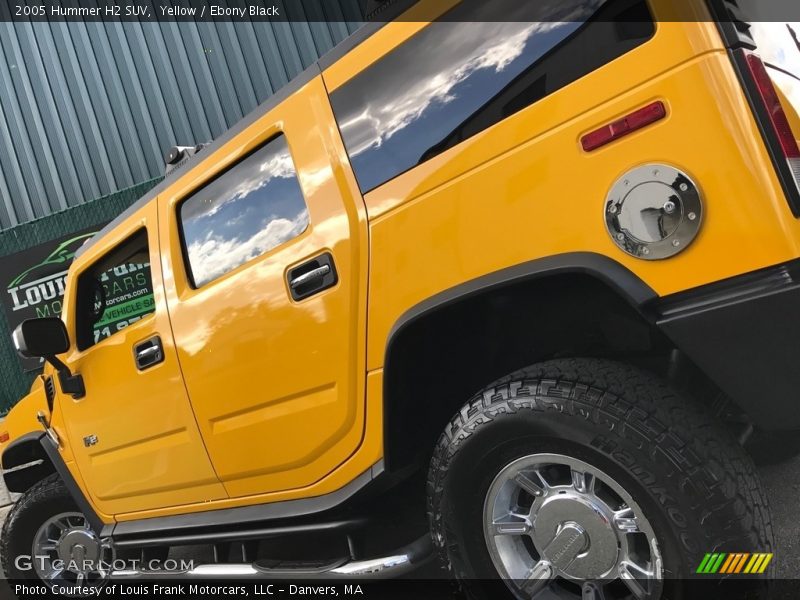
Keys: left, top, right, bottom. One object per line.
{"left": 181, "top": 135, "right": 309, "bottom": 287}
{"left": 330, "top": 0, "right": 658, "bottom": 193}
{"left": 337, "top": 21, "right": 559, "bottom": 159}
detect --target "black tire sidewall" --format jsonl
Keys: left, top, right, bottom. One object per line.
{"left": 429, "top": 360, "right": 772, "bottom": 600}
{"left": 1, "top": 475, "right": 78, "bottom": 580}
{"left": 440, "top": 412, "right": 685, "bottom": 599}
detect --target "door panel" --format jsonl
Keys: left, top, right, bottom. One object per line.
{"left": 160, "top": 76, "right": 368, "bottom": 499}
{"left": 59, "top": 203, "right": 227, "bottom": 516}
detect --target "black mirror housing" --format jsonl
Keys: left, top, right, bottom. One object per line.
{"left": 12, "top": 318, "right": 70, "bottom": 359}
{"left": 11, "top": 318, "right": 84, "bottom": 399}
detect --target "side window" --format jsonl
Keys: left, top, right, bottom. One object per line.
{"left": 75, "top": 230, "right": 155, "bottom": 350}
{"left": 179, "top": 134, "right": 309, "bottom": 288}
{"left": 330, "top": 0, "right": 655, "bottom": 193}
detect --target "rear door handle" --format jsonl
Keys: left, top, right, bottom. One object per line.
{"left": 134, "top": 336, "right": 164, "bottom": 370}
{"left": 287, "top": 253, "right": 338, "bottom": 301}
{"left": 289, "top": 265, "right": 330, "bottom": 289}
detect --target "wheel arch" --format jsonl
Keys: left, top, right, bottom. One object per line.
{"left": 2, "top": 431, "right": 104, "bottom": 533}
{"left": 1, "top": 432, "right": 54, "bottom": 494}
{"left": 382, "top": 252, "right": 673, "bottom": 473}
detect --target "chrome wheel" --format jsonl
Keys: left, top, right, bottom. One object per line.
{"left": 483, "top": 454, "right": 662, "bottom": 599}
{"left": 33, "top": 512, "right": 113, "bottom": 587}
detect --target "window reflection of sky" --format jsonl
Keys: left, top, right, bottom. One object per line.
{"left": 181, "top": 136, "right": 309, "bottom": 287}
{"left": 332, "top": 0, "right": 606, "bottom": 192}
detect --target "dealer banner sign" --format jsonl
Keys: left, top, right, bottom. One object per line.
{"left": 0, "top": 227, "right": 154, "bottom": 371}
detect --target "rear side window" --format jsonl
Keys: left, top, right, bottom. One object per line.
{"left": 179, "top": 134, "right": 309, "bottom": 288}
{"left": 330, "top": 0, "right": 654, "bottom": 193}
{"left": 75, "top": 230, "right": 155, "bottom": 350}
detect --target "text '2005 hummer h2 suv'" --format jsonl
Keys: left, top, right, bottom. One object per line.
{"left": 2, "top": 0, "right": 800, "bottom": 597}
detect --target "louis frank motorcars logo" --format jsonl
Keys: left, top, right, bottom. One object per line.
{"left": 5, "top": 233, "right": 96, "bottom": 314}
{"left": 696, "top": 552, "right": 773, "bottom": 574}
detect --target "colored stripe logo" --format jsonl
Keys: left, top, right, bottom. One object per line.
{"left": 696, "top": 553, "right": 773, "bottom": 574}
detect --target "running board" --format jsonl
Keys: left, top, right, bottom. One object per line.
{"left": 111, "top": 535, "right": 432, "bottom": 580}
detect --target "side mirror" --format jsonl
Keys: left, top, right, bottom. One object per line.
{"left": 11, "top": 318, "right": 85, "bottom": 399}
{"left": 12, "top": 318, "right": 69, "bottom": 358}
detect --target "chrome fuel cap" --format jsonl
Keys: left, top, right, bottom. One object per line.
{"left": 605, "top": 164, "right": 703, "bottom": 260}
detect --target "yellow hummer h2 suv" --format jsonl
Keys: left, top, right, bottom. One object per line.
{"left": 2, "top": 0, "right": 799, "bottom": 597}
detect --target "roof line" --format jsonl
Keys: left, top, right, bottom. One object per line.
{"left": 75, "top": 18, "right": 391, "bottom": 261}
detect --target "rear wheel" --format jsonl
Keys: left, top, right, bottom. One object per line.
{"left": 427, "top": 358, "right": 774, "bottom": 599}
{"left": 482, "top": 452, "right": 661, "bottom": 599}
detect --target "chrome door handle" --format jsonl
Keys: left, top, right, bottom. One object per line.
{"left": 136, "top": 347, "right": 160, "bottom": 360}
{"left": 289, "top": 264, "right": 331, "bottom": 289}
{"left": 286, "top": 253, "right": 338, "bottom": 301}
{"left": 133, "top": 336, "right": 164, "bottom": 370}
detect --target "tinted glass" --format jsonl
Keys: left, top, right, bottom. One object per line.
{"left": 180, "top": 135, "right": 309, "bottom": 287}
{"left": 76, "top": 230, "right": 155, "bottom": 350}
{"left": 330, "top": 0, "right": 654, "bottom": 193}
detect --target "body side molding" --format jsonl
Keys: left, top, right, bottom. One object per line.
{"left": 110, "top": 460, "right": 385, "bottom": 541}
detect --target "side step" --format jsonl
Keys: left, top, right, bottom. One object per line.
{"left": 111, "top": 535, "right": 432, "bottom": 580}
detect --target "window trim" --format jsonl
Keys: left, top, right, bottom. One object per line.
{"left": 175, "top": 132, "right": 310, "bottom": 290}
{"left": 74, "top": 228, "right": 156, "bottom": 352}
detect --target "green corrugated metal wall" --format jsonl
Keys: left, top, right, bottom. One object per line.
{"left": 0, "top": 16, "right": 362, "bottom": 228}
{"left": 0, "top": 179, "right": 161, "bottom": 413}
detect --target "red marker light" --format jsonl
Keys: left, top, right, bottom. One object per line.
{"left": 581, "top": 101, "right": 667, "bottom": 152}
{"left": 0, "top": 431, "right": 9, "bottom": 443}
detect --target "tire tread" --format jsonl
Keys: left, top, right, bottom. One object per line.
{"left": 1, "top": 473, "right": 71, "bottom": 579}
{"left": 426, "top": 358, "right": 774, "bottom": 583}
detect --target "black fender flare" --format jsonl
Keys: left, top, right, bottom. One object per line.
{"left": 385, "top": 252, "right": 656, "bottom": 346}
{"left": 1, "top": 431, "right": 52, "bottom": 494}
{"left": 381, "top": 252, "right": 658, "bottom": 471}
{"left": 2, "top": 431, "right": 104, "bottom": 533}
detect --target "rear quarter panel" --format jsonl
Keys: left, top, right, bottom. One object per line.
{"left": 322, "top": 7, "right": 800, "bottom": 371}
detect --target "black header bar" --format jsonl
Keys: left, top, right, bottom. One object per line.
{"left": 1, "top": 0, "right": 800, "bottom": 23}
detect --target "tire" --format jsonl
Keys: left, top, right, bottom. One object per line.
{"left": 1, "top": 473, "right": 111, "bottom": 588}
{"left": 427, "top": 358, "right": 774, "bottom": 600}
{"left": 1, "top": 474, "right": 76, "bottom": 580}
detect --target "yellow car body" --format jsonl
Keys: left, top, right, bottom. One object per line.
{"left": 2, "top": 0, "right": 800, "bottom": 533}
